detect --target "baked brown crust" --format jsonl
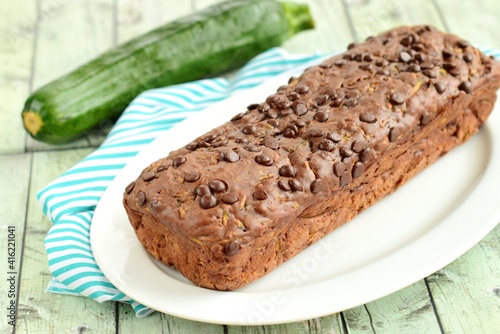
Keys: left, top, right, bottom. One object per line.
{"left": 123, "top": 25, "right": 500, "bottom": 290}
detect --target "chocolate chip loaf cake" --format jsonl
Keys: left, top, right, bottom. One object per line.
{"left": 123, "top": 25, "right": 500, "bottom": 290}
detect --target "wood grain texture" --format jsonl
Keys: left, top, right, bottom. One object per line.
{"left": 1, "top": 0, "right": 499, "bottom": 333}
{"left": 427, "top": 226, "right": 500, "bottom": 333}
{"left": 15, "top": 149, "right": 118, "bottom": 334}
{"left": 0, "top": 0, "right": 36, "bottom": 153}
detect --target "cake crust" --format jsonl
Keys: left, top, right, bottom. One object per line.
{"left": 123, "top": 25, "right": 500, "bottom": 290}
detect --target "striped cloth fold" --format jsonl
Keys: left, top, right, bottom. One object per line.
{"left": 38, "top": 48, "right": 324, "bottom": 317}
{"left": 38, "top": 45, "right": 500, "bottom": 318}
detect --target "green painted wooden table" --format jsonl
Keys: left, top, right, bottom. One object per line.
{"left": 1, "top": 0, "right": 500, "bottom": 333}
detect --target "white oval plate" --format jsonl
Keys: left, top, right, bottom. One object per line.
{"left": 91, "top": 64, "right": 500, "bottom": 325}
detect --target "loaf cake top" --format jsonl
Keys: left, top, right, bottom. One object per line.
{"left": 123, "top": 25, "right": 500, "bottom": 256}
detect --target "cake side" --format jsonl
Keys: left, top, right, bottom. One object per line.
{"left": 123, "top": 25, "right": 500, "bottom": 290}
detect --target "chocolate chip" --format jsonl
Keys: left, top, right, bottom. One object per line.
{"left": 420, "top": 113, "right": 431, "bottom": 125}
{"left": 253, "top": 189, "right": 268, "bottom": 200}
{"left": 283, "top": 128, "right": 297, "bottom": 138}
{"left": 459, "top": 81, "right": 472, "bottom": 94}
{"left": 359, "top": 63, "right": 374, "bottom": 72}
{"left": 247, "top": 103, "right": 259, "bottom": 110}
{"left": 197, "top": 140, "right": 212, "bottom": 148}
{"left": 267, "top": 119, "right": 280, "bottom": 128}
{"left": 255, "top": 154, "right": 274, "bottom": 166}
{"left": 434, "top": 82, "right": 447, "bottom": 94}
{"left": 377, "top": 69, "right": 390, "bottom": 76}
{"left": 314, "top": 111, "right": 329, "bottom": 122}
{"left": 399, "top": 51, "right": 412, "bottom": 63}
{"left": 330, "top": 98, "right": 343, "bottom": 107}
{"left": 415, "top": 53, "right": 426, "bottom": 62}
{"left": 279, "top": 165, "right": 296, "bottom": 177}
{"left": 327, "top": 132, "right": 342, "bottom": 143}
{"left": 172, "top": 156, "right": 186, "bottom": 168}
{"left": 457, "top": 40, "right": 470, "bottom": 48}
{"left": 242, "top": 124, "right": 256, "bottom": 135}
{"left": 288, "top": 179, "right": 303, "bottom": 192}
{"left": 266, "top": 108, "right": 279, "bottom": 119}
{"left": 125, "top": 181, "right": 135, "bottom": 194}
{"left": 295, "top": 85, "right": 310, "bottom": 94}
{"left": 422, "top": 69, "right": 437, "bottom": 78}
{"left": 407, "top": 64, "right": 421, "bottom": 72}
{"left": 333, "top": 58, "right": 347, "bottom": 66}
{"left": 195, "top": 184, "right": 211, "bottom": 197}
{"left": 359, "top": 148, "right": 371, "bottom": 163}
{"left": 339, "top": 171, "right": 352, "bottom": 187}
{"left": 200, "top": 194, "right": 217, "bottom": 209}
{"left": 244, "top": 145, "right": 261, "bottom": 152}
{"left": 231, "top": 112, "right": 245, "bottom": 122}
{"left": 142, "top": 172, "right": 155, "bottom": 182}
{"left": 186, "top": 142, "right": 198, "bottom": 150}
{"left": 287, "top": 92, "right": 300, "bottom": 101}
{"left": 211, "top": 139, "right": 228, "bottom": 148}
{"left": 184, "top": 171, "right": 200, "bottom": 183}
{"left": 209, "top": 179, "right": 228, "bottom": 193}
{"left": 333, "top": 161, "right": 346, "bottom": 177}
{"left": 375, "top": 59, "right": 389, "bottom": 67}
{"left": 221, "top": 193, "right": 238, "bottom": 205}
{"left": 258, "top": 103, "right": 270, "bottom": 113}
{"left": 318, "top": 138, "right": 335, "bottom": 152}
{"left": 319, "top": 62, "right": 331, "bottom": 69}
{"left": 347, "top": 42, "right": 358, "bottom": 50}
{"left": 352, "top": 162, "right": 364, "bottom": 179}
{"left": 390, "top": 92, "right": 405, "bottom": 105}
{"left": 262, "top": 137, "right": 279, "bottom": 150}
{"left": 203, "top": 133, "right": 217, "bottom": 143}
{"left": 363, "top": 53, "right": 374, "bottom": 62}
{"left": 235, "top": 137, "right": 248, "bottom": 144}
{"left": 310, "top": 179, "right": 325, "bottom": 194}
{"left": 223, "top": 151, "right": 240, "bottom": 163}
{"left": 224, "top": 240, "right": 240, "bottom": 256}
{"left": 315, "top": 94, "right": 329, "bottom": 106}
{"left": 442, "top": 50, "right": 453, "bottom": 59}
{"left": 389, "top": 127, "right": 400, "bottom": 142}
{"left": 444, "top": 63, "right": 461, "bottom": 76}
{"left": 400, "top": 35, "right": 413, "bottom": 46}
{"left": 308, "top": 129, "right": 324, "bottom": 137}
{"left": 351, "top": 140, "right": 365, "bottom": 153}
{"left": 420, "top": 62, "right": 434, "bottom": 69}
{"left": 156, "top": 164, "right": 168, "bottom": 173}
{"left": 344, "top": 98, "right": 358, "bottom": 108}
{"left": 292, "top": 119, "right": 307, "bottom": 128}
{"left": 278, "top": 179, "right": 292, "bottom": 191}
{"left": 353, "top": 53, "right": 363, "bottom": 62}
{"left": 360, "top": 112, "right": 377, "bottom": 123}
{"left": 292, "top": 102, "right": 308, "bottom": 116}
{"left": 463, "top": 54, "right": 473, "bottom": 63}
{"left": 276, "top": 99, "right": 291, "bottom": 110}
{"left": 136, "top": 191, "right": 146, "bottom": 206}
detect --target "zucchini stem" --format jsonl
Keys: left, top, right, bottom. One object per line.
{"left": 280, "top": 2, "right": 315, "bottom": 38}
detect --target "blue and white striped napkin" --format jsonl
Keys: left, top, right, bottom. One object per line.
{"left": 37, "top": 48, "right": 324, "bottom": 317}
{"left": 37, "top": 45, "right": 500, "bottom": 317}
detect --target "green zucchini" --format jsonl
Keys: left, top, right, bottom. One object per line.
{"left": 22, "top": 0, "right": 314, "bottom": 144}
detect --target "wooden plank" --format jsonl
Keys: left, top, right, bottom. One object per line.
{"left": 343, "top": 281, "right": 442, "bottom": 334}
{"left": 426, "top": 227, "right": 500, "bottom": 333}
{"left": 344, "top": 0, "right": 445, "bottom": 42}
{"left": 118, "top": 311, "right": 225, "bottom": 333}
{"left": 0, "top": 154, "right": 32, "bottom": 333}
{"left": 26, "top": 0, "right": 116, "bottom": 152}
{"left": 435, "top": 0, "right": 500, "bottom": 49}
{"left": 227, "top": 316, "right": 344, "bottom": 334}
{"left": 0, "top": 1, "right": 36, "bottom": 153}
{"left": 15, "top": 148, "right": 118, "bottom": 333}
